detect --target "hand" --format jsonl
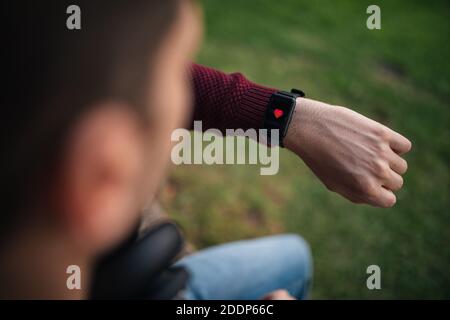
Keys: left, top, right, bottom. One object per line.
{"left": 261, "top": 289, "right": 296, "bottom": 300}
{"left": 284, "top": 98, "right": 412, "bottom": 208}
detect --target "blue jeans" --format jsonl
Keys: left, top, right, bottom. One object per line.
{"left": 176, "top": 234, "right": 313, "bottom": 300}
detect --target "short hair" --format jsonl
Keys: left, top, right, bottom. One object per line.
{"left": 0, "top": 0, "right": 181, "bottom": 235}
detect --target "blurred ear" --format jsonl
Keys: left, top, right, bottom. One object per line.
{"left": 56, "top": 104, "right": 145, "bottom": 253}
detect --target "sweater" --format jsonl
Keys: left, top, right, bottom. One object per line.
{"left": 190, "top": 64, "right": 277, "bottom": 132}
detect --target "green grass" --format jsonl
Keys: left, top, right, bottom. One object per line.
{"left": 162, "top": 0, "right": 450, "bottom": 298}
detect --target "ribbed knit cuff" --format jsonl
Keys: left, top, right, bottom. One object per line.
{"left": 237, "top": 85, "right": 277, "bottom": 130}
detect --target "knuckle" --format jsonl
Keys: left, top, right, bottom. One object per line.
{"left": 381, "top": 167, "right": 391, "bottom": 179}
{"left": 359, "top": 178, "right": 377, "bottom": 196}
{"left": 382, "top": 195, "right": 397, "bottom": 208}
{"left": 394, "top": 157, "right": 408, "bottom": 174}
{"left": 373, "top": 159, "right": 389, "bottom": 177}
{"left": 402, "top": 159, "right": 408, "bottom": 173}
{"left": 374, "top": 192, "right": 396, "bottom": 208}
{"left": 391, "top": 176, "right": 404, "bottom": 191}
{"left": 373, "top": 159, "right": 383, "bottom": 170}
{"left": 374, "top": 126, "right": 389, "bottom": 140}
{"left": 393, "top": 158, "right": 408, "bottom": 175}
{"left": 398, "top": 176, "right": 404, "bottom": 189}
{"left": 374, "top": 140, "right": 388, "bottom": 152}
{"left": 405, "top": 139, "right": 412, "bottom": 152}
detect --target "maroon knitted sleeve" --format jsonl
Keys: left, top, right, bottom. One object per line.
{"left": 190, "top": 63, "right": 277, "bottom": 132}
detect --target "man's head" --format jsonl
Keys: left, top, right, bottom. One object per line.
{"left": 0, "top": 0, "right": 201, "bottom": 297}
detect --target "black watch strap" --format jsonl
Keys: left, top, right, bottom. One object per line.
{"left": 263, "top": 88, "right": 305, "bottom": 147}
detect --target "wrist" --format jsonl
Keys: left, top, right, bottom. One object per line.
{"left": 283, "top": 97, "right": 308, "bottom": 152}
{"left": 283, "top": 98, "right": 331, "bottom": 153}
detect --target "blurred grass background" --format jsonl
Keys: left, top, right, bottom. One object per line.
{"left": 161, "top": 0, "right": 450, "bottom": 298}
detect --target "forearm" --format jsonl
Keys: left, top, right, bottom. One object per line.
{"left": 190, "top": 63, "right": 412, "bottom": 208}
{"left": 189, "top": 63, "right": 277, "bottom": 132}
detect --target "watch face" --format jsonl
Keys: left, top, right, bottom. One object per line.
{"left": 266, "top": 94, "right": 295, "bottom": 127}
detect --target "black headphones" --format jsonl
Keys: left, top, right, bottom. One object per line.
{"left": 89, "top": 222, "right": 189, "bottom": 299}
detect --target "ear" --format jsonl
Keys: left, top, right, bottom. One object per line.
{"left": 56, "top": 104, "right": 145, "bottom": 253}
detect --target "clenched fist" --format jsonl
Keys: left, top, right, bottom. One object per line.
{"left": 284, "top": 98, "right": 412, "bottom": 208}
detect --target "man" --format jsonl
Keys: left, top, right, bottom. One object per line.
{"left": 0, "top": 0, "right": 410, "bottom": 299}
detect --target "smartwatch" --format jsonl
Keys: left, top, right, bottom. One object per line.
{"left": 264, "top": 88, "right": 305, "bottom": 147}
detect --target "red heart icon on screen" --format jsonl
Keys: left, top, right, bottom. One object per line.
{"left": 274, "top": 109, "right": 284, "bottom": 119}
